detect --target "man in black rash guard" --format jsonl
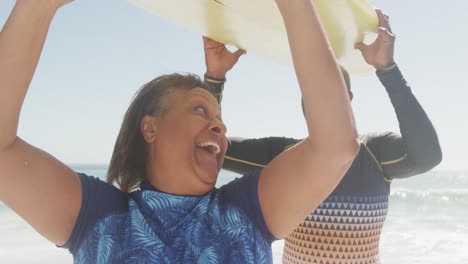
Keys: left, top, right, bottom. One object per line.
{"left": 203, "top": 10, "right": 442, "bottom": 264}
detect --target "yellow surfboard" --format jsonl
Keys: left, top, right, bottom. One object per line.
{"left": 130, "top": 0, "right": 378, "bottom": 74}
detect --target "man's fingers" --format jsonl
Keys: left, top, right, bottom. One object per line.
{"left": 376, "top": 9, "right": 393, "bottom": 33}
{"left": 377, "top": 27, "right": 395, "bottom": 41}
{"left": 354, "top": 42, "right": 368, "bottom": 52}
{"left": 234, "top": 49, "right": 247, "bottom": 58}
{"left": 203, "top": 36, "right": 225, "bottom": 50}
{"left": 202, "top": 36, "right": 211, "bottom": 45}
{"left": 376, "top": 9, "right": 386, "bottom": 24}
{"left": 203, "top": 36, "right": 219, "bottom": 44}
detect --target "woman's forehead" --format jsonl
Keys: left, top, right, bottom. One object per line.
{"left": 189, "top": 88, "right": 223, "bottom": 119}
{"left": 187, "top": 88, "right": 218, "bottom": 104}
{"left": 168, "top": 88, "right": 221, "bottom": 111}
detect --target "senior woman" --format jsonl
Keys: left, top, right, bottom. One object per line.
{"left": 0, "top": 0, "right": 359, "bottom": 263}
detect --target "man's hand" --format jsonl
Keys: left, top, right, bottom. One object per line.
{"left": 203, "top": 36, "right": 245, "bottom": 79}
{"left": 355, "top": 9, "right": 395, "bottom": 70}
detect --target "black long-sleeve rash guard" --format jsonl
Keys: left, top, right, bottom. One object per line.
{"left": 204, "top": 65, "right": 442, "bottom": 181}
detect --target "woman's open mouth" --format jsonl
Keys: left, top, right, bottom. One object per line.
{"left": 196, "top": 141, "right": 221, "bottom": 158}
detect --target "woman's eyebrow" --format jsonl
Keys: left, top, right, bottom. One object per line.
{"left": 190, "top": 95, "right": 224, "bottom": 122}
{"left": 191, "top": 93, "right": 216, "bottom": 104}
{"left": 191, "top": 94, "right": 221, "bottom": 117}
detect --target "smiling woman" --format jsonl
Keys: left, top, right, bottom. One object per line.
{"left": 0, "top": 0, "right": 359, "bottom": 263}
{"left": 106, "top": 73, "right": 226, "bottom": 195}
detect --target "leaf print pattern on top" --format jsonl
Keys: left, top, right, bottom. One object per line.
{"left": 70, "top": 174, "right": 273, "bottom": 264}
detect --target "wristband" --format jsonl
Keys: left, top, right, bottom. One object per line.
{"left": 204, "top": 74, "right": 226, "bottom": 84}
{"left": 376, "top": 61, "right": 397, "bottom": 73}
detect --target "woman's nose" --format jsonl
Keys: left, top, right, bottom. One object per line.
{"left": 209, "top": 119, "right": 226, "bottom": 135}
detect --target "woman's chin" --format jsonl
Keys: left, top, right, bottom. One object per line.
{"left": 194, "top": 150, "right": 220, "bottom": 187}
{"left": 198, "top": 170, "right": 219, "bottom": 187}
{"left": 188, "top": 166, "right": 219, "bottom": 195}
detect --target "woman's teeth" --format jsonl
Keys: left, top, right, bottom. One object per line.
{"left": 197, "top": 141, "right": 221, "bottom": 157}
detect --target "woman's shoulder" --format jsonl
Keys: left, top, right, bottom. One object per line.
{"left": 63, "top": 173, "right": 129, "bottom": 253}
{"left": 76, "top": 172, "right": 129, "bottom": 209}
{"left": 217, "top": 169, "right": 276, "bottom": 243}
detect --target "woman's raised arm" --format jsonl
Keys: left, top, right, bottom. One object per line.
{"left": 0, "top": 0, "right": 81, "bottom": 246}
{"left": 258, "top": 0, "right": 360, "bottom": 239}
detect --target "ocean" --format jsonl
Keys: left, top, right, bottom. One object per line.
{"left": 1, "top": 168, "right": 467, "bottom": 263}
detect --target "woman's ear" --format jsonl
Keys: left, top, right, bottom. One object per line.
{"left": 141, "top": 115, "right": 158, "bottom": 143}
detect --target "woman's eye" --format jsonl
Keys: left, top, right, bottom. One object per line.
{"left": 195, "top": 106, "right": 206, "bottom": 114}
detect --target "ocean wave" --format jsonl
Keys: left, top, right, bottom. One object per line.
{"left": 390, "top": 172, "right": 468, "bottom": 190}
{"left": 390, "top": 189, "right": 468, "bottom": 203}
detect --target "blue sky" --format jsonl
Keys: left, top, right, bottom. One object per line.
{"left": 1, "top": 0, "right": 467, "bottom": 170}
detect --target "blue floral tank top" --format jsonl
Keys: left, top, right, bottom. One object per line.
{"left": 62, "top": 171, "right": 274, "bottom": 263}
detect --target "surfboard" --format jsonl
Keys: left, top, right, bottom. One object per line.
{"left": 130, "top": 0, "right": 379, "bottom": 74}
